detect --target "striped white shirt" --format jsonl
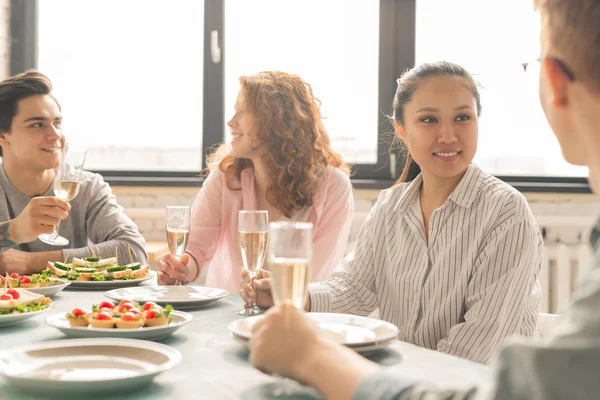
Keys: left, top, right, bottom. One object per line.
{"left": 309, "top": 163, "right": 543, "bottom": 363}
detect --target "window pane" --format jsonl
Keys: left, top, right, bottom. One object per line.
{"left": 225, "top": 0, "right": 379, "bottom": 164}
{"left": 38, "top": 0, "right": 204, "bottom": 171}
{"left": 416, "top": 0, "right": 587, "bottom": 177}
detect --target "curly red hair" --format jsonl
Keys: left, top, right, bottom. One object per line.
{"left": 207, "top": 71, "right": 350, "bottom": 218}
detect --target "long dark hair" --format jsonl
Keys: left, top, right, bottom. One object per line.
{"left": 392, "top": 61, "right": 482, "bottom": 183}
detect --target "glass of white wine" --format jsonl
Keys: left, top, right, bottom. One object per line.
{"left": 238, "top": 210, "right": 268, "bottom": 316}
{"left": 38, "top": 145, "right": 87, "bottom": 246}
{"left": 165, "top": 206, "right": 191, "bottom": 285}
{"left": 267, "top": 221, "right": 312, "bottom": 309}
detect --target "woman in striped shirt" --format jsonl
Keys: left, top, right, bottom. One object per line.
{"left": 243, "top": 61, "right": 543, "bottom": 363}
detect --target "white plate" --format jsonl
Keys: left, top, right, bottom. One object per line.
{"left": 231, "top": 332, "right": 394, "bottom": 354}
{"left": 45, "top": 310, "right": 193, "bottom": 341}
{"left": 25, "top": 279, "right": 71, "bottom": 297}
{"left": 229, "top": 312, "right": 399, "bottom": 347}
{"left": 105, "top": 285, "right": 229, "bottom": 308}
{"left": 0, "top": 338, "right": 181, "bottom": 396}
{"left": 66, "top": 271, "right": 155, "bottom": 290}
{"left": 0, "top": 307, "right": 50, "bottom": 328}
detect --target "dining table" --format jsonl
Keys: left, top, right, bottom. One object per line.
{"left": 0, "top": 279, "right": 492, "bottom": 400}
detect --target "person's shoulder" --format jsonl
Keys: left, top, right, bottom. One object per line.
{"left": 477, "top": 171, "right": 534, "bottom": 220}
{"left": 320, "top": 165, "right": 351, "bottom": 190}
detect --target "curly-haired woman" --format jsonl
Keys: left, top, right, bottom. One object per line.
{"left": 157, "top": 71, "right": 354, "bottom": 292}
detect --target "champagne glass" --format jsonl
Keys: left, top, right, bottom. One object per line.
{"left": 267, "top": 221, "right": 312, "bottom": 309}
{"left": 238, "top": 210, "right": 268, "bottom": 316}
{"left": 38, "top": 145, "right": 87, "bottom": 246}
{"left": 266, "top": 221, "right": 313, "bottom": 396}
{"left": 165, "top": 206, "right": 191, "bottom": 285}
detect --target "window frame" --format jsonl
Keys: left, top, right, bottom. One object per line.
{"left": 9, "top": 0, "right": 591, "bottom": 192}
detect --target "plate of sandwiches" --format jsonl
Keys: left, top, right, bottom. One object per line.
{"left": 47, "top": 256, "right": 154, "bottom": 290}
{"left": 0, "top": 338, "right": 181, "bottom": 397}
{"left": 2, "top": 270, "right": 70, "bottom": 297}
{"left": 228, "top": 312, "right": 399, "bottom": 353}
{"left": 0, "top": 288, "right": 52, "bottom": 327}
{"left": 45, "top": 299, "right": 193, "bottom": 341}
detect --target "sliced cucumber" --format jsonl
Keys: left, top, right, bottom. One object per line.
{"left": 107, "top": 265, "right": 127, "bottom": 273}
{"left": 53, "top": 262, "right": 72, "bottom": 271}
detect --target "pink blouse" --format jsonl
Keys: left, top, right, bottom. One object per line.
{"left": 186, "top": 165, "right": 354, "bottom": 293}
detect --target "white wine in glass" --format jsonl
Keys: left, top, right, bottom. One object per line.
{"left": 239, "top": 231, "right": 267, "bottom": 275}
{"left": 270, "top": 257, "right": 310, "bottom": 309}
{"left": 165, "top": 206, "right": 191, "bottom": 259}
{"left": 268, "top": 222, "right": 313, "bottom": 309}
{"left": 238, "top": 210, "right": 268, "bottom": 316}
{"left": 38, "top": 145, "right": 87, "bottom": 246}
{"left": 167, "top": 228, "right": 190, "bottom": 259}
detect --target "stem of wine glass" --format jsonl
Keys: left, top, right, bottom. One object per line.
{"left": 249, "top": 272, "right": 257, "bottom": 311}
{"left": 51, "top": 219, "right": 62, "bottom": 239}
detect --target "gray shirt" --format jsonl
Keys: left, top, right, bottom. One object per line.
{"left": 0, "top": 164, "right": 147, "bottom": 264}
{"left": 353, "top": 221, "right": 600, "bottom": 400}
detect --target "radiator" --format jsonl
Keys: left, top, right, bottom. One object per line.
{"left": 541, "top": 243, "right": 593, "bottom": 314}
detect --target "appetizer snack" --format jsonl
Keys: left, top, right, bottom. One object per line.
{"left": 47, "top": 255, "right": 150, "bottom": 282}
{"left": 1, "top": 269, "right": 60, "bottom": 288}
{"left": 64, "top": 299, "right": 173, "bottom": 329}
{"left": 115, "top": 311, "right": 144, "bottom": 329}
{"left": 88, "top": 310, "right": 116, "bottom": 329}
{"left": 0, "top": 287, "right": 52, "bottom": 314}
{"left": 66, "top": 307, "right": 90, "bottom": 327}
{"left": 143, "top": 304, "right": 173, "bottom": 327}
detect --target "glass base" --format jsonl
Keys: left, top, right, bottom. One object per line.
{"left": 236, "top": 307, "right": 265, "bottom": 316}
{"left": 38, "top": 233, "right": 69, "bottom": 246}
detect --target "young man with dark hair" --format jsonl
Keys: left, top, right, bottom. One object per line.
{"left": 0, "top": 70, "right": 147, "bottom": 274}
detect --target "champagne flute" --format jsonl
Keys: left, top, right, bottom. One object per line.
{"left": 165, "top": 206, "right": 191, "bottom": 285}
{"left": 38, "top": 145, "right": 87, "bottom": 246}
{"left": 267, "top": 221, "right": 312, "bottom": 309}
{"left": 238, "top": 210, "right": 268, "bottom": 316}
{"left": 266, "top": 221, "right": 313, "bottom": 396}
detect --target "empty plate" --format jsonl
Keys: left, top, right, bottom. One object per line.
{"left": 25, "top": 279, "right": 71, "bottom": 297}
{"left": 45, "top": 310, "right": 193, "bottom": 341}
{"left": 105, "top": 285, "right": 229, "bottom": 309}
{"left": 0, "top": 338, "right": 181, "bottom": 396}
{"left": 229, "top": 312, "right": 399, "bottom": 351}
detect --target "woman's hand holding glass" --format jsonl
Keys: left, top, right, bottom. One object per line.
{"left": 241, "top": 268, "right": 274, "bottom": 309}
{"left": 159, "top": 206, "right": 191, "bottom": 286}
{"left": 157, "top": 252, "right": 193, "bottom": 285}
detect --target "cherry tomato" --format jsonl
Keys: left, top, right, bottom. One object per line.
{"left": 142, "top": 302, "right": 159, "bottom": 311}
{"left": 72, "top": 308, "right": 88, "bottom": 318}
{"left": 128, "top": 308, "right": 142, "bottom": 316}
{"left": 95, "top": 311, "right": 113, "bottom": 321}
{"left": 118, "top": 302, "right": 136, "bottom": 313}
{"left": 143, "top": 310, "right": 157, "bottom": 319}
{"left": 9, "top": 273, "right": 19, "bottom": 279}
{"left": 0, "top": 293, "right": 13, "bottom": 300}
{"left": 98, "top": 301, "right": 115, "bottom": 310}
{"left": 121, "top": 312, "right": 138, "bottom": 322}
{"left": 18, "top": 276, "right": 31, "bottom": 284}
{"left": 6, "top": 289, "right": 19, "bottom": 299}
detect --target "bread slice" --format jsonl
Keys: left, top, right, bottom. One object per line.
{"left": 132, "top": 265, "right": 149, "bottom": 278}
{"left": 48, "top": 261, "right": 71, "bottom": 277}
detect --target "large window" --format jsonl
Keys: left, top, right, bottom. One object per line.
{"left": 37, "top": 0, "right": 205, "bottom": 172}
{"left": 224, "top": 0, "right": 380, "bottom": 165}
{"left": 416, "top": 0, "right": 587, "bottom": 177}
{"left": 9, "top": 0, "right": 589, "bottom": 190}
